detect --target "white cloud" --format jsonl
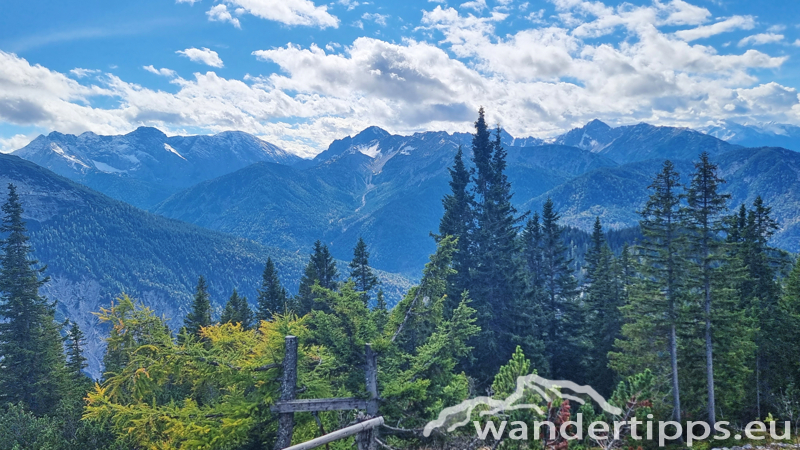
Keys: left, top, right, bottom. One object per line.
{"left": 1, "top": 0, "right": 799, "bottom": 157}
{"left": 768, "top": 24, "right": 786, "bottom": 33}
{"left": 361, "top": 12, "right": 388, "bottom": 26}
{"left": 69, "top": 68, "right": 100, "bottom": 78}
{"left": 176, "top": 47, "right": 224, "bottom": 67}
{"left": 738, "top": 33, "right": 784, "bottom": 47}
{"left": 675, "top": 15, "right": 755, "bottom": 41}
{"left": 0, "top": 134, "right": 37, "bottom": 153}
{"left": 216, "top": 0, "right": 338, "bottom": 28}
{"left": 460, "top": 0, "right": 487, "bottom": 12}
{"left": 794, "top": 39, "right": 800, "bottom": 47}
{"left": 143, "top": 65, "right": 178, "bottom": 77}
{"left": 176, "top": 0, "right": 202, "bottom": 4}
{"left": 338, "top": 0, "right": 359, "bottom": 11}
{"left": 207, "top": 4, "right": 241, "bottom": 28}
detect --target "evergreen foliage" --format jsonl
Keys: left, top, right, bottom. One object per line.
{"left": 220, "top": 289, "right": 254, "bottom": 330}
{"left": 184, "top": 275, "right": 212, "bottom": 336}
{"left": 256, "top": 257, "right": 288, "bottom": 321}
{"left": 0, "top": 184, "right": 67, "bottom": 416}
{"left": 348, "top": 237, "right": 380, "bottom": 305}
{"left": 296, "top": 240, "right": 339, "bottom": 315}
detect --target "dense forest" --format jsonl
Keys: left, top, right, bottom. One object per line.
{"left": 1, "top": 109, "right": 799, "bottom": 450}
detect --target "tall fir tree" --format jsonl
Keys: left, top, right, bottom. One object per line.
{"left": 65, "top": 321, "right": 88, "bottom": 381}
{"left": 296, "top": 240, "right": 339, "bottom": 315}
{"left": 685, "top": 152, "right": 730, "bottom": 425}
{"left": 0, "top": 184, "right": 67, "bottom": 416}
{"left": 220, "top": 289, "right": 254, "bottom": 330}
{"left": 348, "top": 237, "right": 380, "bottom": 306}
{"left": 256, "top": 257, "right": 288, "bottom": 321}
{"left": 583, "top": 217, "right": 623, "bottom": 395}
{"left": 466, "top": 115, "right": 525, "bottom": 381}
{"left": 184, "top": 276, "right": 212, "bottom": 337}
{"left": 539, "top": 198, "right": 580, "bottom": 380}
{"left": 618, "top": 161, "right": 687, "bottom": 423}
{"left": 438, "top": 145, "right": 474, "bottom": 305}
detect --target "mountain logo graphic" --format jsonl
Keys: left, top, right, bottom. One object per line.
{"left": 423, "top": 374, "right": 621, "bottom": 437}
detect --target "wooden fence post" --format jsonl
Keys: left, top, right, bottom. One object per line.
{"left": 359, "top": 343, "right": 379, "bottom": 450}
{"left": 275, "top": 335, "right": 298, "bottom": 450}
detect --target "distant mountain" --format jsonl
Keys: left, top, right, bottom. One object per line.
{"left": 524, "top": 147, "right": 800, "bottom": 253}
{"left": 155, "top": 127, "right": 618, "bottom": 275}
{"left": 13, "top": 127, "right": 300, "bottom": 208}
{"left": 702, "top": 121, "right": 800, "bottom": 151}
{"left": 0, "top": 154, "right": 410, "bottom": 377}
{"left": 553, "top": 120, "right": 739, "bottom": 164}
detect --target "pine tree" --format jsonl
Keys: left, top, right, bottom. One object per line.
{"left": 467, "top": 117, "right": 524, "bottom": 380}
{"left": 583, "top": 217, "right": 623, "bottom": 395}
{"left": 438, "top": 145, "right": 474, "bottom": 304}
{"left": 685, "top": 152, "right": 730, "bottom": 425}
{"left": 65, "top": 321, "right": 88, "bottom": 381}
{"left": 539, "top": 198, "right": 580, "bottom": 380}
{"left": 184, "top": 276, "right": 212, "bottom": 337}
{"left": 256, "top": 257, "right": 288, "bottom": 321}
{"left": 0, "top": 184, "right": 67, "bottom": 416}
{"left": 349, "top": 237, "right": 379, "bottom": 305}
{"left": 220, "top": 289, "right": 253, "bottom": 330}
{"left": 296, "top": 241, "right": 339, "bottom": 315}
{"left": 622, "top": 161, "right": 687, "bottom": 423}
{"left": 373, "top": 289, "right": 389, "bottom": 333}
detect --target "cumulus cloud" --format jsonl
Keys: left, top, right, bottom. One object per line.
{"left": 143, "top": 65, "right": 178, "bottom": 77}
{"left": 738, "top": 33, "right": 784, "bottom": 47}
{"left": 215, "top": 0, "right": 338, "bottom": 28}
{"left": 176, "top": 47, "right": 224, "bottom": 67}
{"left": 1, "top": 0, "right": 799, "bottom": 157}
{"left": 362, "top": 12, "right": 388, "bottom": 26}
{"left": 460, "top": 0, "right": 487, "bottom": 12}
{"left": 207, "top": 4, "right": 241, "bottom": 28}
{"left": 69, "top": 68, "right": 100, "bottom": 78}
{"left": 675, "top": 15, "right": 755, "bottom": 41}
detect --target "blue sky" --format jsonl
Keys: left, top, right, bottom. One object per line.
{"left": 1, "top": 0, "right": 799, "bottom": 156}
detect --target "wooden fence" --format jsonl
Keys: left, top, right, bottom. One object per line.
{"left": 271, "top": 336, "right": 382, "bottom": 450}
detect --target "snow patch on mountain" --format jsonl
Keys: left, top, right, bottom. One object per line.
{"left": 92, "top": 160, "right": 125, "bottom": 173}
{"left": 357, "top": 142, "right": 381, "bottom": 158}
{"left": 164, "top": 143, "right": 187, "bottom": 160}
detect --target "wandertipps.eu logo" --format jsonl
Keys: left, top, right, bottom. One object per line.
{"left": 423, "top": 373, "right": 793, "bottom": 447}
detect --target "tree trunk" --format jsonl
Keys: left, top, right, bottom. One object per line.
{"left": 670, "top": 324, "right": 682, "bottom": 425}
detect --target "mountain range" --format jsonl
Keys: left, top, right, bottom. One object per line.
{"left": 0, "top": 154, "right": 410, "bottom": 377}
{"left": 6, "top": 118, "right": 800, "bottom": 376}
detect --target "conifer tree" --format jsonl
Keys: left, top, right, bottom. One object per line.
{"left": 296, "top": 240, "right": 339, "bottom": 315}
{"left": 685, "top": 152, "right": 730, "bottom": 425}
{"left": 373, "top": 289, "right": 389, "bottom": 333}
{"left": 620, "top": 161, "right": 686, "bottom": 423}
{"left": 583, "top": 217, "right": 622, "bottom": 394}
{"left": 184, "top": 275, "right": 212, "bottom": 337}
{"left": 438, "top": 145, "right": 474, "bottom": 303}
{"left": 220, "top": 289, "right": 253, "bottom": 330}
{"left": 65, "top": 321, "right": 88, "bottom": 381}
{"left": 349, "top": 237, "right": 379, "bottom": 305}
{"left": 539, "top": 198, "right": 579, "bottom": 380}
{"left": 0, "top": 184, "right": 67, "bottom": 416}
{"left": 256, "top": 257, "right": 288, "bottom": 321}
{"left": 467, "top": 115, "right": 524, "bottom": 380}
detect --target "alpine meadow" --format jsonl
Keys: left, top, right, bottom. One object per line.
{"left": 2, "top": 0, "right": 800, "bottom": 449}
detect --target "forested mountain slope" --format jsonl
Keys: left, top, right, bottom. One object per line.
{"left": 0, "top": 154, "right": 411, "bottom": 376}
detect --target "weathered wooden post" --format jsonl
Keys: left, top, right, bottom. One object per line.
{"left": 358, "top": 343, "right": 379, "bottom": 450}
{"left": 275, "top": 335, "right": 298, "bottom": 450}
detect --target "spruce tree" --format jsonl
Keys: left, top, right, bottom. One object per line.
{"left": 220, "top": 289, "right": 253, "bottom": 330}
{"left": 583, "top": 217, "right": 622, "bottom": 394}
{"left": 0, "top": 184, "right": 67, "bottom": 416}
{"left": 627, "top": 161, "right": 687, "bottom": 423}
{"left": 65, "top": 321, "right": 88, "bottom": 381}
{"left": 685, "top": 152, "right": 730, "bottom": 425}
{"left": 184, "top": 276, "right": 212, "bottom": 337}
{"left": 539, "top": 198, "right": 579, "bottom": 380}
{"left": 349, "top": 237, "right": 379, "bottom": 305}
{"left": 438, "top": 145, "right": 474, "bottom": 304}
{"left": 256, "top": 257, "right": 288, "bottom": 321}
{"left": 296, "top": 241, "right": 339, "bottom": 315}
{"left": 468, "top": 115, "right": 524, "bottom": 380}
